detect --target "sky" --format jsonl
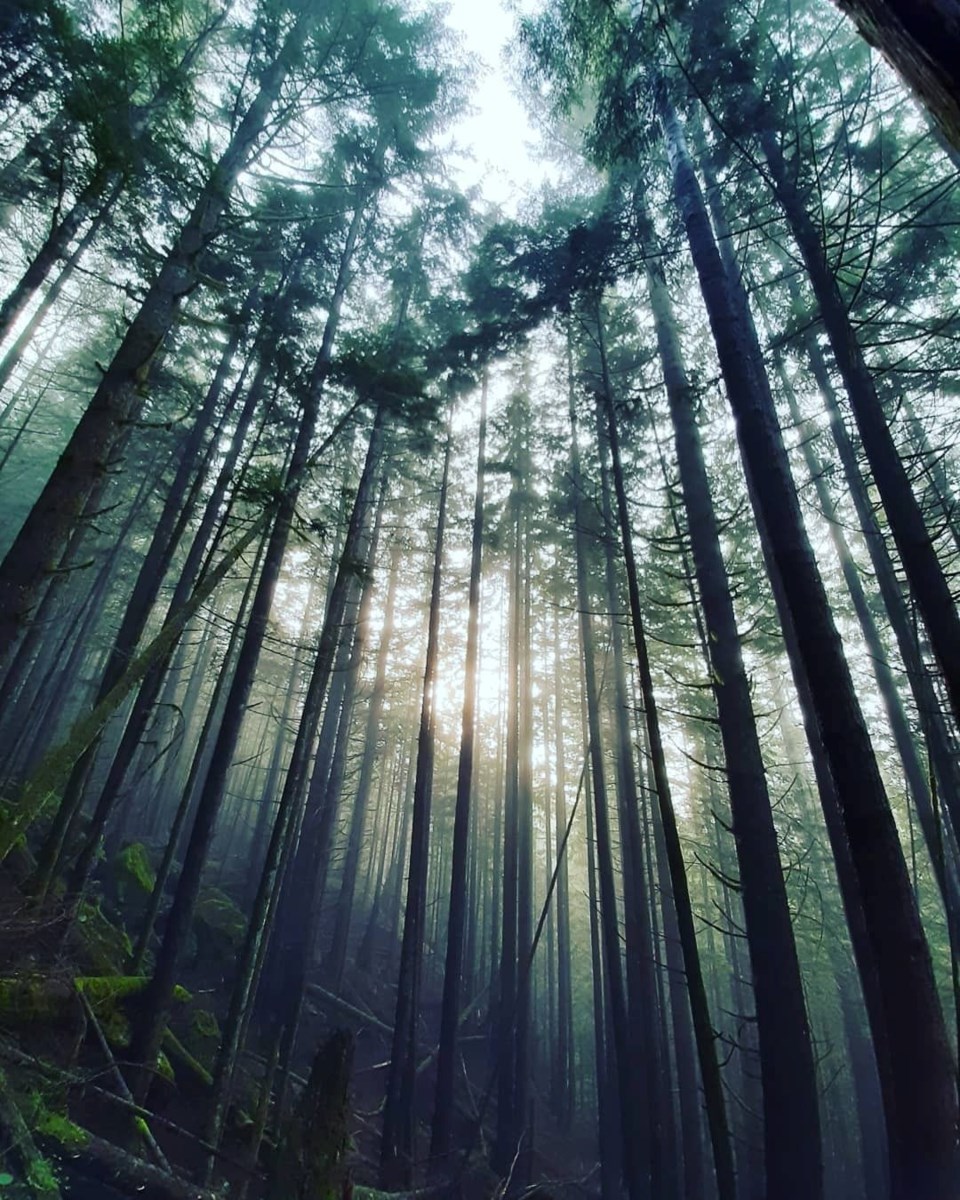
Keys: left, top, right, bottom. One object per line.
{"left": 438, "top": 0, "right": 555, "bottom": 213}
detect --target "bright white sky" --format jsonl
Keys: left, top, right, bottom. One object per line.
{"left": 438, "top": 0, "right": 555, "bottom": 213}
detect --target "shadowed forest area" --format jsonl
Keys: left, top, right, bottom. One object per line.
{"left": 0, "top": 0, "right": 959, "bottom": 1197}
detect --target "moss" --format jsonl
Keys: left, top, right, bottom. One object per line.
{"left": 162, "top": 1029, "right": 213, "bottom": 1087}
{"left": 25, "top": 1156, "right": 58, "bottom": 1194}
{"left": 155, "top": 1051, "right": 175, "bottom": 1084}
{"left": 34, "top": 1109, "right": 88, "bottom": 1149}
{"left": 115, "top": 843, "right": 155, "bottom": 894}
{"left": 194, "top": 887, "right": 245, "bottom": 947}
{"left": 74, "top": 976, "right": 152, "bottom": 1049}
{"left": 73, "top": 975, "right": 149, "bottom": 1004}
{"left": 191, "top": 1008, "right": 220, "bottom": 1041}
{"left": 74, "top": 900, "right": 132, "bottom": 975}
{"left": 0, "top": 976, "right": 64, "bottom": 1022}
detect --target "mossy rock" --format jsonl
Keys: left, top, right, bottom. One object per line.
{"left": 74, "top": 975, "right": 149, "bottom": 1004}
{"left": 73, "top": 975, "right": 151, "bottom": 1048}
{"left": 178, "top": 1004, "right": 220, "bottom": 1074}
{"left": 73, "top": 900, "right": 133, "bottom": 975}
{"left": 114, "top": 842, "right": 155, "bottom": 896}
{"left": 195, "top": 887, "right": 245, "bottom": 942}
{"left": 0, "top": 975, "right": 70, "bottom": 1023}
{"left": 193, "top": 887, "right": 246, "bottom": 965}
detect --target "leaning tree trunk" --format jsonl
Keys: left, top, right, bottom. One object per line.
{"left": 125, "top": 182, "right": 376, "bottom": 1098}
{"left": 657, "top": 83, "right": 959, "bottom": 1200}
{"left": 0, "top": 188, "right": 118, "bottom": 397}
{"left": 32, "top": 295, "right": 255, "bottom": 897}
{"left": 325, "top": 538, "right": 402, "bottom": 988}
{"left": 756, "top": 119, "right": 960, "bottom": 729}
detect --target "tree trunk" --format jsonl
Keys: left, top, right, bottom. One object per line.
{"left": 758, "top": 121, "right": 960, "bottom": 729}
{"left": 830, "top": 0, "right": 960, "bottom": 152}
{"left": 568, "top": 370, "right": 645, "bottom": 1200}
{"left": 125, "top": 158, "right": 378, "bottom": 1091}
{"left": 431, "top": 376, "right": 487, "bottom": 1161}
{"left": 325, "top": 538, "right": 402, "bottom": 988}
{"left": 380, "top": 420, "right": 452, "bottom": 1189}
{"left": 658, "top": 84, "right": 958, "bottom": 1199}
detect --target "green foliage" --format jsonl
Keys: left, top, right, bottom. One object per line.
{"left": 235, "top": 464, "right": 288, "bottom": 510}
{"left": 332, "top": 330, "right": 431, "bottom": 420}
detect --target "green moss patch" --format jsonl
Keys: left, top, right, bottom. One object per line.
{"left": 114, "top": 842, "right": 156, "bottom": 896}
{"left": 194, "top": 887, "right": 245, "bottom": 947}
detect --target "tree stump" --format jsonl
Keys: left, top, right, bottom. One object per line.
{"left": 269, "top": 1029, "right": 353, "bottom": 1200}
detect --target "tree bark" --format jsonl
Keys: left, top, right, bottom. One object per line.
{"left": 380, "top": 419, "right": 452, "bottom": 1189}
{"left": 431, "top": 376, "right": 487, "bottom": 1161}
{"left": 831, "top": 0, "right": 960, "bottom": 151}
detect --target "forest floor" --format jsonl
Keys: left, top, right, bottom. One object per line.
{"left": 0, "top": 842, "right": 597, "bottom": 1200}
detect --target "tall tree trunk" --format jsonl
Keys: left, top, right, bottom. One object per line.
{"left": 380, "top": 420, "right": 452, "bottom": 1189}
{"left": 778, "top": 350, "right": 960, "bottom": 931}
{"left": 206, "top": 462, "right": 386, "bottom": 1172}
{"left": 657, "top": 85, "right": 958, "bottom": 1199}
{"left": 568, "top": 371, "right": 645, "bottom": 1200}
{"left": 584, "top": 746, "right": 621, "bottom": 1200}
{"left": 788, "top": 275, "right": 960, "bottom": 837}
{"left": 325, "top": 537, "right": 402, "bottom": 988}
{"left": 33, "top": 294, "right": 255, "bottom": 896}
{"left": 594, "top": 319, "right": 666, "bottom": 1199}
{"left": 551, "top": 596, "right": 575, "bottom": 1132}
{"left": 0, "top": 174, "right": 109, "bottom": 347}
{"left": 494, "top": 427, "right": 524, "bottom": 1175}
{"left": 0, "top": 189, "right": 117, "bottom": 396}
{"left": 125, "top": 180, "right": 376, "bottom": 1095}
{"left": 431, "top": 377, "right": 487, "bottom": 1161}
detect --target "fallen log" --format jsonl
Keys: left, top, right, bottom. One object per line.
{"left": 0, "top": 1065, "right": 62, "bottom": 1199}
{"left": 306, "top": 985, "right": 393, "bottom": 1036}
{"left": 41, "top": 1133, "right": 219, "bottom": 1200}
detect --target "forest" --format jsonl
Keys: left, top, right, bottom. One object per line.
{"left": 0, "top": 0, "right": 958, "bottom": 1196}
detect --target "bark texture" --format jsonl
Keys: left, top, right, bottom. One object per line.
{"left": 833, "top": 0, "right": 960, "bottom": 150}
